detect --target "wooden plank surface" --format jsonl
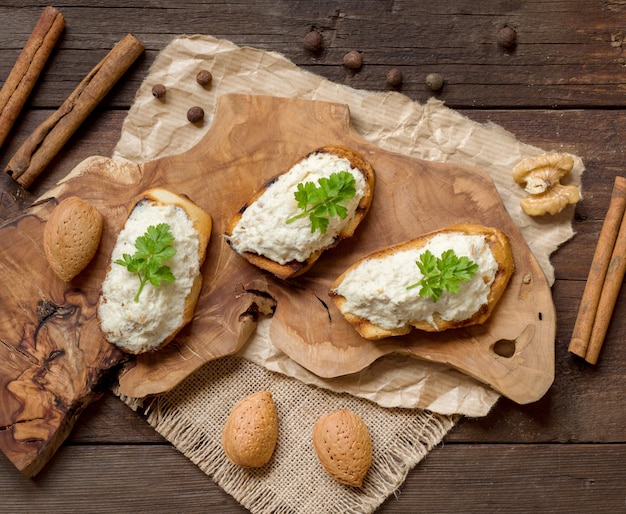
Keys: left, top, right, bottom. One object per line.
{"left": 1, "top": 1, "right": 625, "bottom": 512}
{"left": 1, "top": 443, "right": 625, "bottom": 513}
{"left": 2, "top": 1, "right": 626, "bottom": 109}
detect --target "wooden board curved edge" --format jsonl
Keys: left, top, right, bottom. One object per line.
{"left": 445, "top": 253, "right": 556, "bottom": 403}
{"left": 395, "top": 253, "right": 556, "bottom": 404}
{"left": 116, "top": 281, "right": 276, "bottom": 398}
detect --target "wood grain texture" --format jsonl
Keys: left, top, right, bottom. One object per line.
{"left": 0, "top": 103, "right": 620, "bottom": 509}
{"left": 1, "top": 1, "right": 625, "bottom": 511}
{"left": 0, "top": 93, "right": 555, "bottom": 477}
{"left": 1, "top": 443, "right": 624, "bottom": 513}
{"left": 1, "top": 1, "right": 625, "bottom": 110}
{"left": 105, "top": 94, "right": 554, "bottom": 403}
{"left": 0, "top": 200, "right": 126, "bottom": 476}
{"left": 0, "top": 172, "right": 33, "bottom": 223}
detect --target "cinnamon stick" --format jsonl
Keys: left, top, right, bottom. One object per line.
{"left": 584, "top": 205, "right": 626, "bottom": 364}
{"left": 0, "top": 6, "right": 65, "bottom": 151}
{"left": 4, "top": 33, "right": 144, "bottom": 189}
{"left": 569, "top": 176, "right": 626, "bottom": 359}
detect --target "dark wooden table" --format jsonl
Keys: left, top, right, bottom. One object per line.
{"left": 1, "top": 1, "right": 625, "bottom": 512}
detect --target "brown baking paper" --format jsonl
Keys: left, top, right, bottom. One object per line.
{"left": 112, "top": 35, "right": 583, "bottom": 513}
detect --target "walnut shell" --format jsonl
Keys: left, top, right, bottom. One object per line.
{"left": 512, "top": 152, "right": 581, "bottom": 216}
{"left": 519, "top": 185, "right": 581, "bottom": 216}
{"left": 312, "top": 409, "right": 372, "bottom": 487}
{"left": 222, "top": 390, "right": 278, "bottom": 468}
{"left": 43, "top": 196, "right": 104, "bottom": 282}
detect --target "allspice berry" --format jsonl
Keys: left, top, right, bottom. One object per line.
{"left": 187, "top": 106, "right": 205, "bottom": 123}
{"left": 343, "top": 50, "right": 362, "bottom": 69}
{"left": 196, "top": 69, "right": 213, "bottom": 87}
{"left": 497, "top": 26, "right": 517, "bottom": 48}
{"left": 386, "top": 68, "right": 403, "bottom": 87}
{"left": 304, "top": 30, "right": 323, "bottom": 52}
{"left": 151, "top": 84, "right": 166, "bottom": 99}
{"left": 425, "top": 72, "right": 444, "bottom": 91}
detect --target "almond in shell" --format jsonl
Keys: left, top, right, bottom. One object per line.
{"left": 312, "top": 409, "right": 372, "bottom": 487}
{"left": 222, "top": 390, "right": 278, "bottom": 468}
{"left": 43, "top": 196, "right": 104, "bottom": 282}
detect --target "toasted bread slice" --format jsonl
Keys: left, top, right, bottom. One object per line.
{"left": 98, "top": 188, "right": 212, "bottom": 354}
{"left": 226, "top": 145, "right": 375, "bottom": 279}
{"left": 329, "top": 224, "right": 514, "bottom": 340}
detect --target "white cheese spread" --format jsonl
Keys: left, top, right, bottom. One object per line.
{"left": 98, "top": 200, "right": 200, "bottom": 352}
{"left": 228, "top": 151, "right": 366, "bottom": 264}
{"left": 333, "top": 232, "right": 499, "bottom": 331}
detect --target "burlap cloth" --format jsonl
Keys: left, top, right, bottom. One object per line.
{"left": 113, "top": 36, "right": 583, "bottom": 513}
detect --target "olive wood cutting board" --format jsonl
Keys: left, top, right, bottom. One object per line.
{"left": 0, "top": 94, "right": 554, "bottom": 474}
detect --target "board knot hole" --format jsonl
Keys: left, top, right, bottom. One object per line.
{"left": 492, "top": 339, "right": 516, "bottom": 358}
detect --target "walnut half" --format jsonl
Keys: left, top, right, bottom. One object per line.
{"left": 512, "top": 153, "right": 581, "bottom": 216}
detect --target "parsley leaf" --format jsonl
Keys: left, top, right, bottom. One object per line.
{"left": 114, "top": 223, "right": 177, "bottom": 302}
{"left": 285, "top": 171, "right": 357, "bottom": 233}
{"left": 407, "top": 249, "right": 479, "bottom": 302}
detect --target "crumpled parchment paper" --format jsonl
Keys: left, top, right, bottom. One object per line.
{"left": 113, "top": 35, "right": 583, "bottom": 417}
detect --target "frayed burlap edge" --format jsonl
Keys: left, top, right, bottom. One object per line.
{"left": 117, "top": 355, "right": 457, "bottom": 514}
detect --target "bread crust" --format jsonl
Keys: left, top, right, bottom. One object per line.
{"left": 329, "top": 224, "right": 514, "bottom": 340}
{"left": 98, "top": 187, "right": 212, "bottom": 354}
{"left": 226, "top": 145, "right": 375, "bottom": 279}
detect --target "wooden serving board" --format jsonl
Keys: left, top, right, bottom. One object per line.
{"left": 0, "top": 94, "right": 554, "bottom": 474}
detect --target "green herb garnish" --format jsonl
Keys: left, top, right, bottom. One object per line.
{"left": 285, "top": 171, "right": 357, "bottom": 234}
{"left": 115, "top": 223, "right": 177, "bottom": 302}
{"left": 407, "top": 249, "right": 479, "bottom": 302}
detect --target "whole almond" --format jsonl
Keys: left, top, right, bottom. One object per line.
{"left": 222, "top": 390, "right": 278, "bottom": 468}
{"left": 312, "top": 409, "right": 372, "bottom": 487}
{"left": 43, "top": 196, "right": 104, "bottom": 282}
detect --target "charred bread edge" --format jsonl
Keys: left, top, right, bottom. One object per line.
{"left": 329, "top": 223, "right": 515, "bottom": 340}
{"left": 99, "top": 187, "right": 213, "bottom": 354}
{"left": 225, "top": 145, "right": 375, "bottom": 280}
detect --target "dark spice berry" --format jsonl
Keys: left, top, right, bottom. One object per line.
{"left": 303, "top": 30, "right": 323, "bottom": 52}
{"left": 151, "top": 84, "right": 166, "bottom": 99}
{"left": 386, "top": 68, "right": 403, "bottom": 87}
{"left": 497, "top": 26, "right": 517, "bottom": 48}
{"left": 343, "top": 50, "right": 362, "bottom": 69}
{"left": 187, "top": 106, "right": 205, "bottom": 123}
{"left": 425, "top": 73, "right": 444, "bottom": 91}
{"left": 196, "top": 69, "right": 213, "bottom": 86}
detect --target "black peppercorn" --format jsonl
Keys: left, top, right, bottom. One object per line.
{"left": 497, "top": 26, "right": 517, "bottom": 48}
{"left": 303, "top": 30, "right": 323, "bottom": 52}
{"left": 187, "top": 106, "right": 205, "bottom": 123}
{"left": 151, "top": 84, "right": 166, "bottom": 99}
{"left": 386, "top": 68, "right": 403, "bottom": 87}
{"left": 343, "top": 50, "right": 362, "bottom": 69}
{"left": 196, "top": 70, "right": 212, "bottom": 86}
